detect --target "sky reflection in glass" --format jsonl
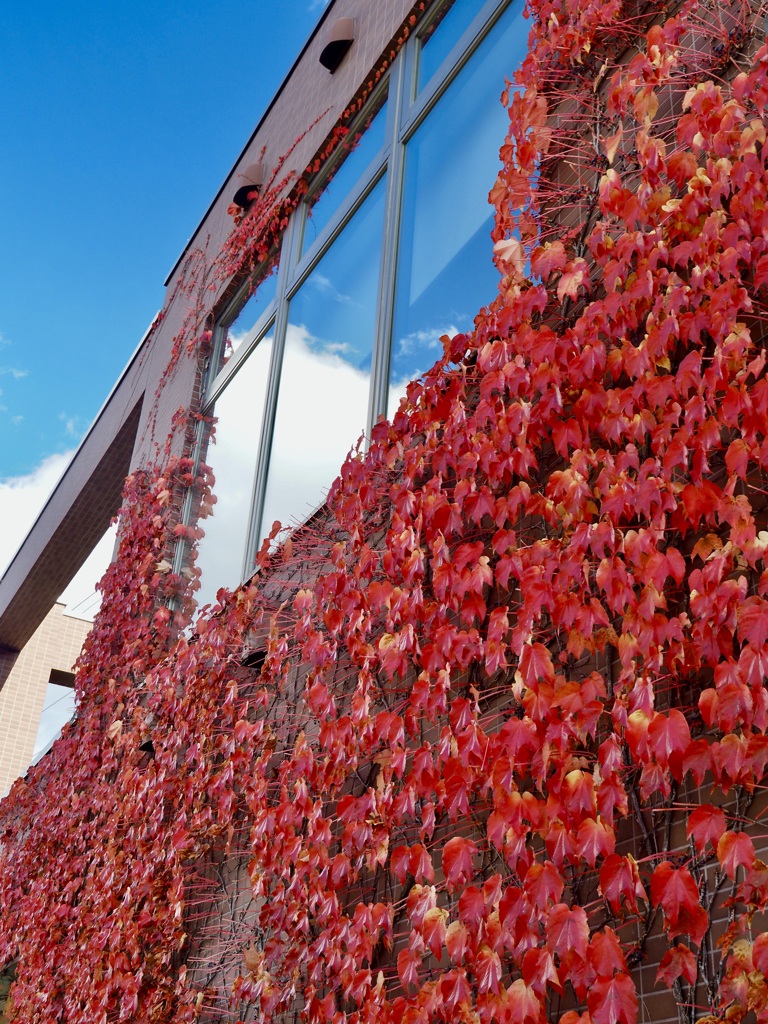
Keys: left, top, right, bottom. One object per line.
{"left": 195, "top": 331, "right": 273, "bottom": 607}
{"left": 389, "top": 1, "right": 528, "bottom": 414}
{"left": 261, "top": 178, "right": 385, "bottom": 540}
{"left": 417, "top": 0, "right": 480, "bottom": 93}
{"left": 301, "top": 92, "right": 388, "bottom": 256}
{"left": 33, "top": 682, "right": 76, "bottom": 758}
{"left": 222, "top": 268, "right": 279, "bottom": 361}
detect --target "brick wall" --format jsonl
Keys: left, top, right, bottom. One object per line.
{"left": 0, "top": 603, "right": 91, "bottom": 795}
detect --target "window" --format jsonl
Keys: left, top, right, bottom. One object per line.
{"left": 215, "top": 263, "right": 279, "bottom": 366}
{"left": 415, "top": 0, "right": 483, "bottom": 94}
{"left": 301, "top": 87, "right": 389, "bottom": 257}
{"left": 261, "top": 176, "right": 386, "bottom": 541}
{"left": 389, "top": 0, "right": 527, "bottom": 411}
{"left": 191, "top": 0, "right": 524, "bottom": 599}
{"left": 33, "top": 675, "right": 76, "bottom": 760}
{"left": 194, "top": 326, "right": 274, "bottom": 607}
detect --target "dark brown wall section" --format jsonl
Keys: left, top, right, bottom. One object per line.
{"left": 0, "top": 398, "right": 143, "bottom": 654}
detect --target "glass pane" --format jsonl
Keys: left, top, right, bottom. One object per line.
{"left": 417, "top": 0, "right": 481, "bottom": 92}
{"left": 389, "top": 1, "right": 526, "bottom": 414}
{"left": 34, "top": 682, "right": 76, "bottom": 758}
{"left": 261, "top": 178, "right": 385, "bottom": 541}
{"left": 301, "top": 92, "right": 388, "bottom": 255}
{"left": 195, "top": 328, "right": 273, "bottom": 607}
{"left": 220, "top": 265, "right": 279, "bottom": 364}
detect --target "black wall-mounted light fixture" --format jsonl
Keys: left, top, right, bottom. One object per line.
{"left": 232, "top": 162, "right": 265, "bottom": 210}
{"left": 319, "top": 18, "right": 355, "bottom": 73}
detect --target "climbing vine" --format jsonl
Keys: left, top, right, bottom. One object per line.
{"left": 3, "top": 1, "right": 768, "bottom": 1023}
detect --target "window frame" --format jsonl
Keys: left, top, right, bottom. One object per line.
{"left": 192, "top": 0, "right": 517, "bottom": 593}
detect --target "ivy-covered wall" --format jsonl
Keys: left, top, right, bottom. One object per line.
{"left": 4, "top": 2, "right": 768, "bottom": 1023}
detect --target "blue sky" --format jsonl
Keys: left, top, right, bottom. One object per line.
{"left": 0, "top": 0, "right": 330, "bottom": 573}
{"left": 0, "top": 0, "right": 329, "bottom": 480}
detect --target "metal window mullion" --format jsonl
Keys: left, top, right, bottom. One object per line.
{"left": 368, "top": 52, "right": 409, "bottom": 432}
{"left": 241, "top": 212, "right": 300, "bottom": 576}
{"left": 204, "top": 302, "right": 278, "bottom": 409}
{"left": 291, "top": 155, "right": 389, "bottom": 299}
{"left": 171, "top": 413, "right": 209, "bottom": 584}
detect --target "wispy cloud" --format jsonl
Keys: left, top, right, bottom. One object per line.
{"left": 58, "top": 412, "right": 84, "bottom": 439}
{"left": 308, "top": 0, "right": 331, "bottom": 11}
{"left": 396, "top": 323, "right": 460, "bottom": 358}
{"left": 309, "top": 272, "right": 356, "bottom": 307}
{"left": 0, "top": 367, "right": 28, "bottom": 380}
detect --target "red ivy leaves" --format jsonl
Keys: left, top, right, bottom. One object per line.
{"left": 651, "top": 863, "right": 708, "bottom": 946}
{"left": 3, "top": 1, "right": 768, "bottom": 1023}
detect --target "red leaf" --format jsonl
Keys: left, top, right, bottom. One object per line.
{"left": 391, "top": 845, "right": 410, "bottom": 884}
{"left": 439, "top": 968, "right": 472, "bottom": 1010}
{"left": 557, "top": 258, "right": 590, "bottom": 302}
{"left": 657, "top": 944, "right": 697, "bottom": 988}
{"left": 650, "top": 862, "right": 708, "bottom": 945}
{"left": 725, "top": 438, "right": 750, "bottom": 479}
{"left": 587, "top": 972, "right": 638, "bottom": 1024}
{"left": 409, "top": 842, "right": 434, "bottom": 884}
{"left": 546, "top": 903, "right": 589, "bottom": 959}
{"left": 648, "top": 709, "right": 690, "bottom": 779}
{"left": 686, "top": 805, "right": 726, "bottom": 852}
{"left": 507, "top": 979, "right": 542, "bottom": 1024}
{"left": 445, "top": 920, "right": 469, "bottom": 964}
{"left": 753, "top": 933, "right": 768, "bottom": 974}
{"left": 475, "top": 944, "right": 502, "bottom": 994}
{"left": 561, "top": 769, "right": 597, "bottom": 819}
{"left": 576, "top": 816, "right": 616, "bottom": 867}
{"left": 682, "top": 737, "right": 711, "bottom": 786}
{"left": 717, "top": 830, "right": 755, "bottom": 878}
{"left": 442, "top": 836, "right": 477, "bottom": 892}
{"left": 530, "top": 240, "right": 567, "bottom": 280}
{"left": 625, "top": 711, "right": 651, "bottom": 762}
{"left": 397, "top": 947, "right": 421, "bottom": 991}
{"left": 524, "top": 861, "right": 564, "bottom": 909}
{"left": 522, "top": 947, "right": 561, "bottom": 996}
{"left": 519, "top": 641, "right": 555, "bottom": 686}
{"left": 458, "top": 886, "right": 485, "bottom": 929}
{"left": 421, "top": 906, "right": 448, "bottom": 958}
{"left": 588, "top": 927, "right": 628, "bottom": 979}
{"left": 599, "top": 854, "right": 646, "bottom": 914}
{"left": 738, "top": 597, "right": 768, "bottom": 646}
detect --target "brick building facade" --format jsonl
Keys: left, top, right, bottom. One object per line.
{"left": 2, "top": 1, "right": 768, "bottom": 1023}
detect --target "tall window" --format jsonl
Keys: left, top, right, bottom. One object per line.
{"left": 192, "top": 0, "right": 525, "bottom": 601}
{"left": 262, "top": 177, "right": 386, "bottom": 538}
{"left": 388, "top": 0, "right": 527, "bottom": 411}
{"left": 194, "top": 326, "right": 274, "bottom": 607}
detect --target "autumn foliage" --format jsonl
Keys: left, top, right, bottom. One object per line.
{"left": 4, "top": 0, "right": 768, "bottom": 1022}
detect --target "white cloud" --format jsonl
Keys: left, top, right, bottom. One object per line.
{"left": 0, "top": 452, "right": 114, "bottom": 622}
{"left": 194, "top": 321, "right": 417, "bottom": 610}
{"left": 0, "top": 332, "right": 27, "bottom": 379}
{"left": 0, "top": 451, "right": 74, "bottom": 578}
{"left": 395, "top": 323, "right": 459, "bottom": 359}
{"left": 59, "top": 524, "right": 116, "bottom": 621}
